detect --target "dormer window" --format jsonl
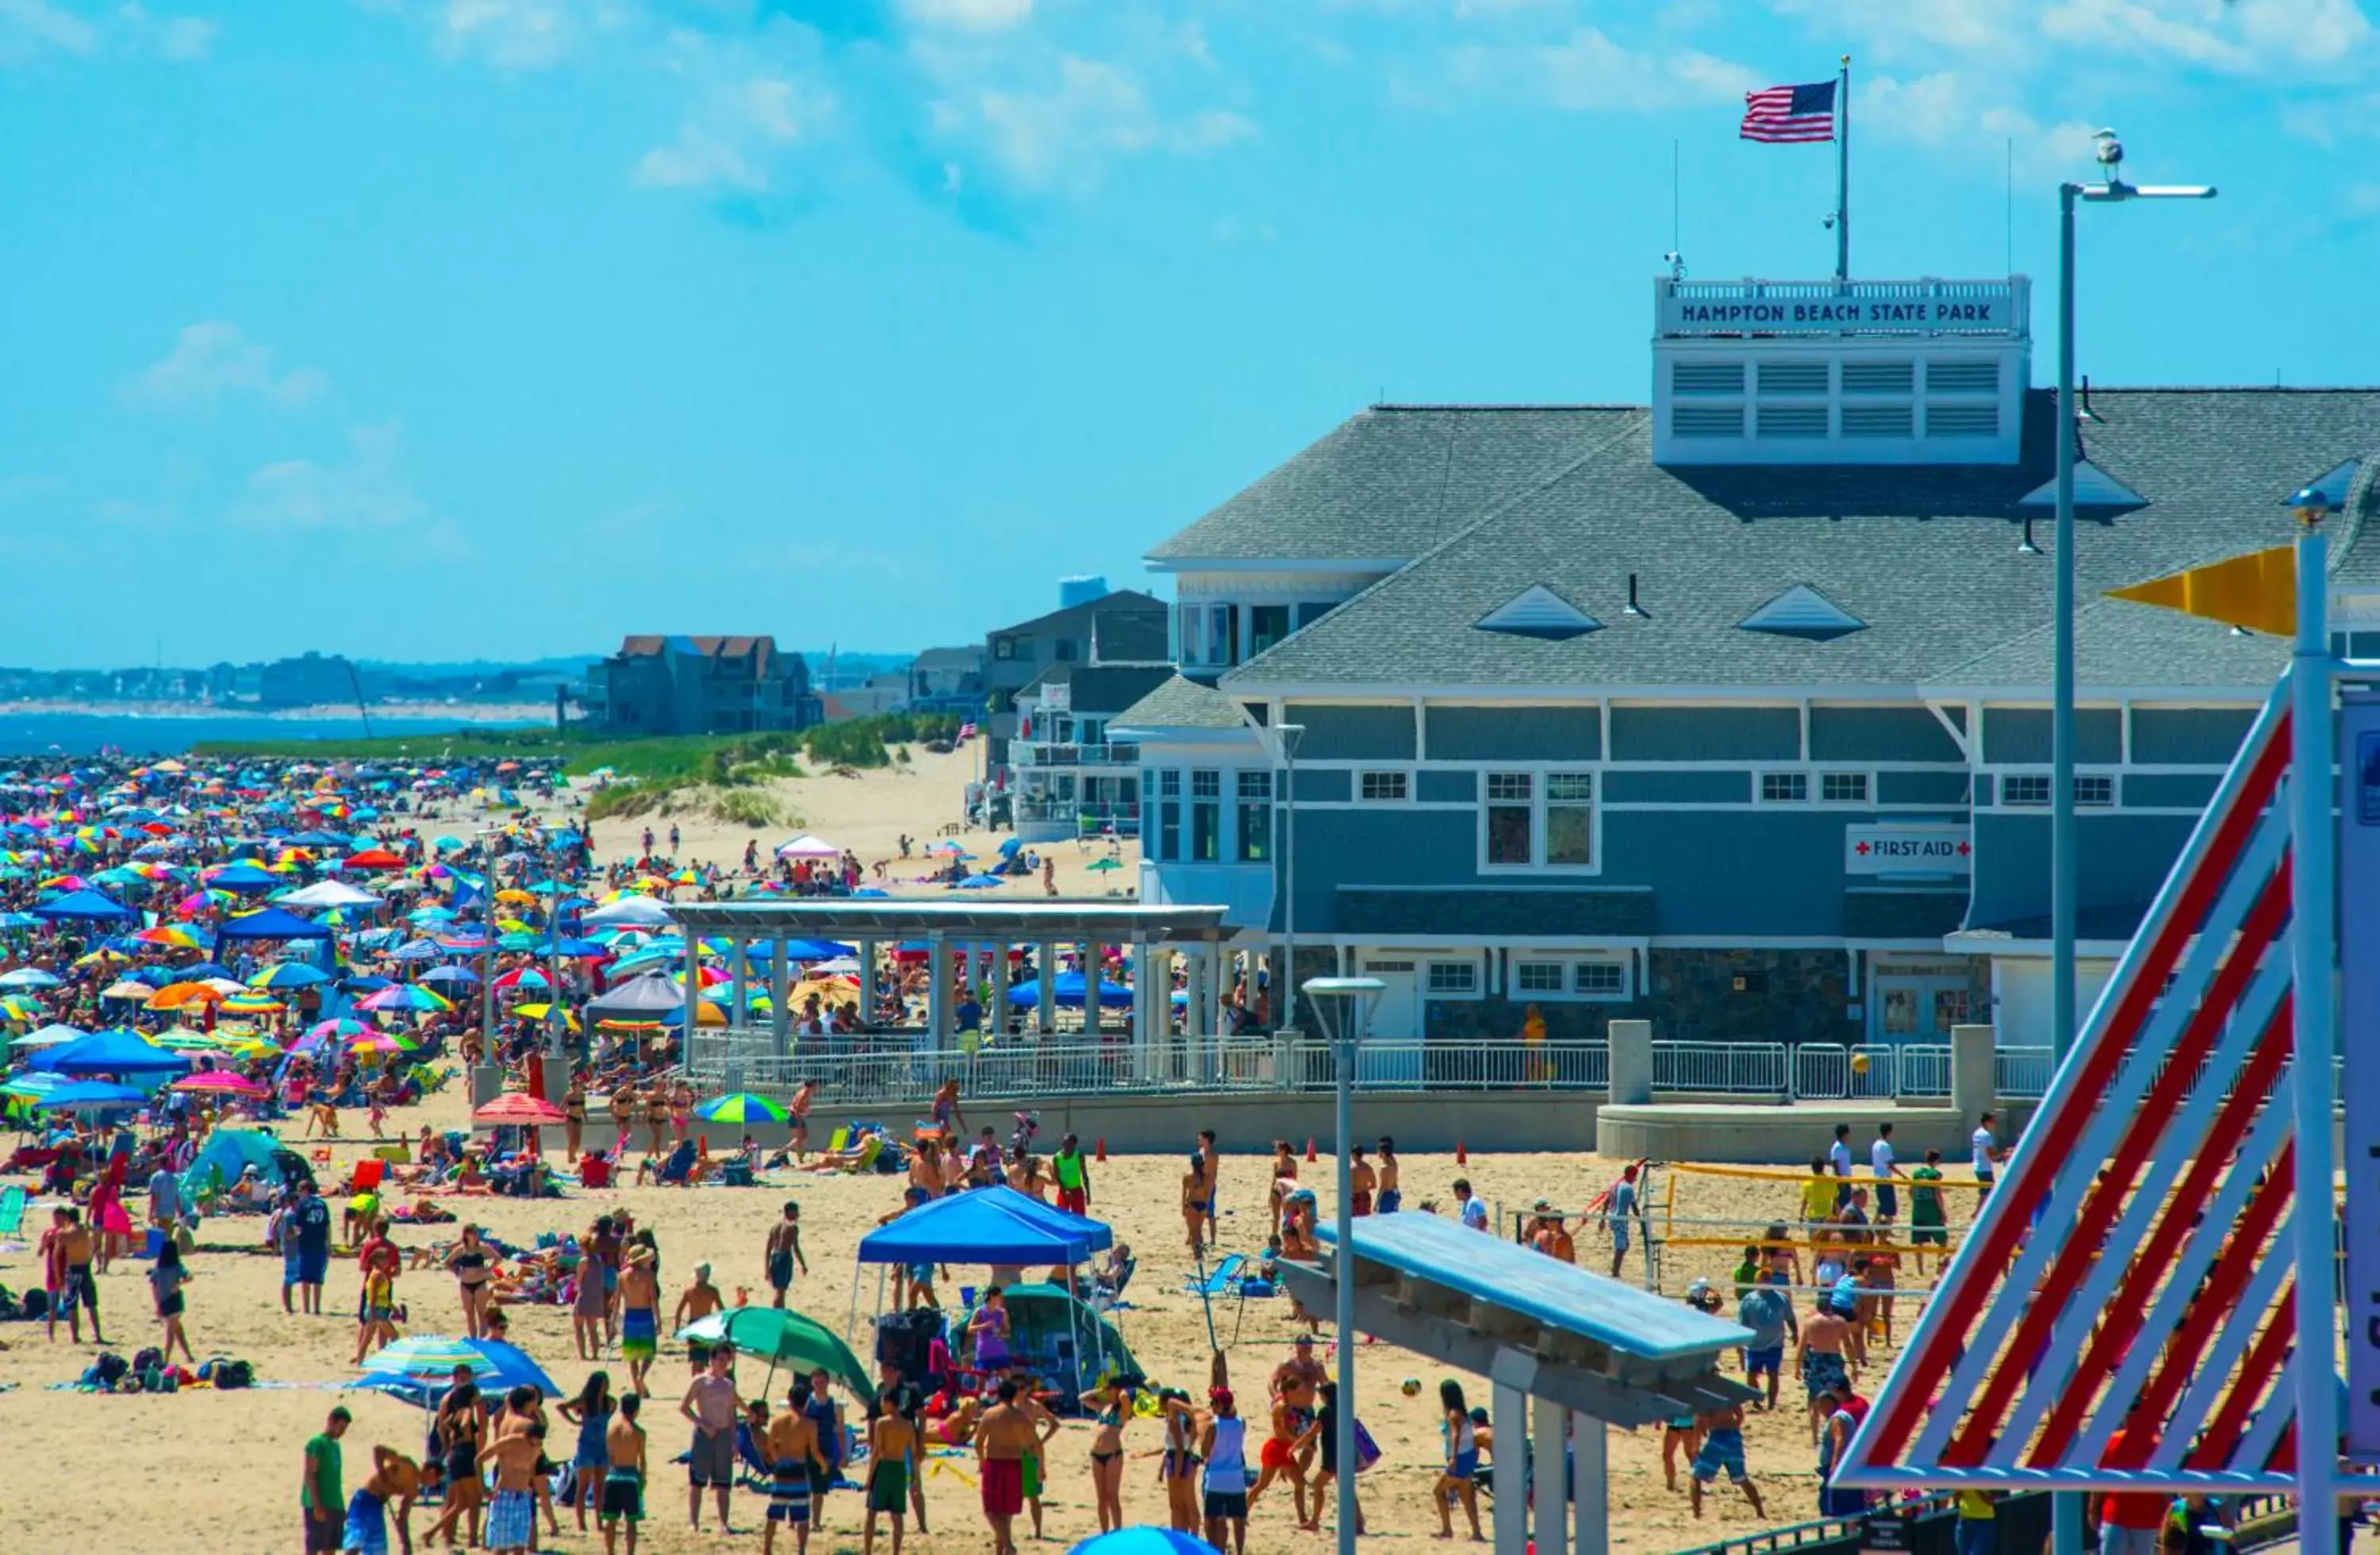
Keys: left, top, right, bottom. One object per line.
{"left": 1479, "top": 585, "right": 1601, "bottom": 640}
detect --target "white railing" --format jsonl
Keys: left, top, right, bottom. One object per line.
{"left": 1011, "top": 742, "right": 1141, "bottom": 769}
{"left": 1994, "top": 1046, "right": 2056, "bottom": 1099}
{"left": 1653, "top": 1040, "right": 1790, "bottom": 1096}
{"left": 1896, "top": 1044, "right": 1955, "bottom": 1098}
{"left": 1791, "top": 1043, "right": 1926, "bottom": 1101}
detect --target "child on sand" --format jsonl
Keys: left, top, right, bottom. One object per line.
{"left": 862, "top": 1390, "right": 919, "bottom": 1555}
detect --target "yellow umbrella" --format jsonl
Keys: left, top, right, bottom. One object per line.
{"left": 495, "top": 889, "right": 536, "bottom": 905}
{"left": 512, "top": 1003, "right": 581, "bottom": 1031}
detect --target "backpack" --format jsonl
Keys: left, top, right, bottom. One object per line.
{"left": 90, "top": 1352, "right": 131, "bottom": 1389}
{"left": 18, "top": 1288, "right": 48, "bottom": 1322}
{"left": 132, "top": 1346, "right": 164, "bottom": 1375}
{"left": 210, "top": 1358, "right": 255, "bottom": 1389}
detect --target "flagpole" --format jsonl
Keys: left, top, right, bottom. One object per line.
{"left": 1836, "top": 55, "right": 1851, "bottom": 283}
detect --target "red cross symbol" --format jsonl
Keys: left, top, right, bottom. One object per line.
{"left": 1957, "top": 841, "right": 1972, "bottom": 855}
{"left": 1856, "top": 841, "right": 1871, "bottom": 854}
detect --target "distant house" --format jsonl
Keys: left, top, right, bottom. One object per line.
{"left": 258, "top": 652, "right": 359, "bottom": 709}
{"left": 585, "top": 635, "right": 822, "bottom": 736}
{"left": 1008, "top": 658, "right": 1178, "bottom": 841}
{"left": 984, "top": 589, "right": 1168, "bottom": 761}
{"left": 908, "top": 647, "right": 987, "bottom": 712}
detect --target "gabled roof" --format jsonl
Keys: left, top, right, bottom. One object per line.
{"left": 1110, "top": 674, "right": 1250, "bottom": 735}
{"left": 1214, "top": 389, "right": 2380, "bottom": 693}
{"left": 616, "top": 635, "right": 782, "bottom": 678}
{"left": 912, "top": 646, "right": 986, "bottom": 671}
{"left": 1020, "top": 663, "right": 1177, "bottom": 715}
{"left": 1147, "top": 406, "right": 1646, "bottom": 565}
{"left": 990, "top": 589, "right": 1166, "bottom": 639}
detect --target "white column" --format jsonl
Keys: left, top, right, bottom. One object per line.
{"left": 1533, "top": 1395, "right": 1568, "bottom": 1554}
{"left": 1491, "top": 1383, "right": 1528, "bottom": 1555}
{"left": 1036, "top": 941, "right": 1057, "bottom": 1038}
{"left": 1130, "top": 935, "right": 1155, "bottom": 1081}
{"left": 1572, "top": 1414, "right": 1606, "bottom": 1555}
{"left": 728, "top": 933, "right": 748, "bottom": 1043}
{"left": 770, "top": 935, "right": 789, "bottom": 1056}
{"left": 925, "top": 933, "right": 950, "bottom": 1053}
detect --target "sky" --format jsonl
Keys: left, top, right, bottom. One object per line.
{"left": 2, "top": 0, "right": 2374, "bottom": 669}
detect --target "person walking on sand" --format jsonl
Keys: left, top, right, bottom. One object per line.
{"left": 931, "top": 1077, "right": 966, "bottom": 1141}
{"left": 1081, "top": 1379, "right": 1133, "bottom": 1534}
{"left": 1296, "top": 1379, "right": 1366, "bottom": 1536}
{"left": 1200, "top": 1388, "right": 1253, "bottom": 1555}
{"left": 1688, "top": 1400, "right": 1765, "bottom": 1520}
{"left": 789, "top": 1081, "right": 816, "bottom": 1163}
{"left": 301, "top": 1406, "right": 351, "bottom": 1555}
{"left": 762, "top": 1380, "right": 826, "bottom": 1555}
{"left": 294, "top": 1178, "right": 332, "bottom": 1316}
{"left": 599, "top": 1392, "right": 647, "bottom": 1555}
{"left": 674, "top": 1261, "right": 724, "bottom": 1369}
{"left": 681, "top": 1344, "right": 743, "bottom": 1534}
{"left": 559, "top": 1372, "right": 617, "bottom": 1534}
{"left": 1197, "top": 1128, "right": 1221, "bottom": 1248}
{"left": 1871, "top": 1121, "right": 1906, "bottom": 1221}
{"left": 1349, "top": 1143, "right": 1376, "bottom": 1216}
{"left": 1798, "top": 1296, "right": 1858, "bottom": 1446}
{"left": 55, "top": 1207, "right": 105, "bottom": 1346}
{"left": 143, "top": 1230, "right": 194, "bottom": 1362}
{"left": 1247, "top": 1392, "right": 1312, "bottom": 1526}
{"left": 1432, "top": 1379, "right": 1486, "bottom": 1542}
{"left": 766, "top": 1202, "right": 808, "bottom": 1308}
{"left": 1051, "top": 1133, "right": 1091, "bottom": 1216}
{"left": 862, "top": 1388, "right": 919, "bottom": 1555}
{"left": 619, "top": 1244, "right": 661, "bottom": 1396}
{"left": 479, "top": 1416, "right": 548, "bottom": 1555}
{"left": 1606, "top": 1163, "right": 1641, "bottom": 1279}
{"left": 973, "top": 1378, "right": 1036, "bottom": 1555}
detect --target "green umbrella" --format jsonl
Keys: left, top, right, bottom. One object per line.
{"left": 695, "top": 1092, "right": 789, "bottom": 1125}
{"left": 1085, "top": 857, "right": 1123, "bottom": 873}
{"left": 676, "top": 1307, "right": 874, "bottom": 1406}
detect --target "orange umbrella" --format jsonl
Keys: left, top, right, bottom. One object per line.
{"left": 147, "top": 981, "right": 228, "bottom": 1011}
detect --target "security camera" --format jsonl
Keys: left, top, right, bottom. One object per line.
{"left": 1662, "top": 251, "right": 1687, "bottom": 280}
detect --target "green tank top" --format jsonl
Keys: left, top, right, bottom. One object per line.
{"left": 1054, "top": 1152, "right": 1085, "bottom": 1189}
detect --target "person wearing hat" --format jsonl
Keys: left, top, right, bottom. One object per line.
{"left": 1199, "top": 1388, "right": 1251, "bottom": 1555}
{"left": 674, "top": 1262, "right": 724, "bottom": 1373}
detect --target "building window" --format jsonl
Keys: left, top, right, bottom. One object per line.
{"left": 2002, "top": 774, "right": 2052, "bottom": 807}
{"left": 1761, "top": 772, "right": 1809, "bottom": 803}
{"left": 1821, "top": 772, "right": 1869, "bottom": 804}
{"left": 1358, "top": 770, "right": 1408, "bottom": 803}
{"left": 1295, "top": 601, "right": 1334, "bottom": 630}
{"left": 1545, "top": 773, "right": 1595, "bottom": 866}
{"left": 2076, "top": 774, "right": 2115, "bottom": 807}
{"left": 1426, "top": 961, "right": 1478, "bottom": 996}
{"left": 992, "top": 637, "right": 1015, "bottom": 661}
{"left": 1484, "top": 773, "right": 1534, "bottom": 866}
{"left": 1250, "top": 605, "right": 1290, "bottom": 658}
{"left": 1157, "top": 770, "right": 1180, "bottom": 862}
{"left": 1209, "top": 605, "right": 1240, "bottom": 668}
{"left": 1515, "top": 962, "right": 1564, "bottom": 994}
{"left": 1055, "top": 640, "right": 1077, "bottom": 662}
{"left": 1235, "top": 770, "right": 1272, "bottom": 862}
{"left": 1191, "top": 770, "right": 1220, "bottom": 861}
{"left": 1575, "top": 961, "right": 1626, "bottom": 996}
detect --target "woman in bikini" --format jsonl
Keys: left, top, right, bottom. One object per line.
{"left": 1078, "top": 1380, "right": 1132, "bottom": 1534}
{"left": 444, "top": 1223, "right": 496, "bottom": 1340}
{"left": 1248, "top": 1394, "right": 1311, "bottom": 1528}
{"left": 1157, "top": 1390, "right": 1203, "bottom": 1534}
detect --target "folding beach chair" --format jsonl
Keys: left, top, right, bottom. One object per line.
{"left": 1181, "top": 1254, "right": 1243, "bottom": 1296}
{"left": 0, "top": 1184, "right": 25, "bottom": 1236}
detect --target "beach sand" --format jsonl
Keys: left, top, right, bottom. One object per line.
{"left": 570, "top": 743, "right": 1141, "bottom": 902}
{"left": 0, "top": 1075, "right": 1964, "bottom": 1554}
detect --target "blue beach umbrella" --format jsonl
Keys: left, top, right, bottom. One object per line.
{"left": 1066, "top": 1530, "right": 1221, "bottom": 1555}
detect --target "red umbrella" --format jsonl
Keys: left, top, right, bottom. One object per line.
{"left": 342, "top": 848, "right": 407, "bottom": 871}
{"left": 471, "top": 1093, "right": 566, "bottom": 1126}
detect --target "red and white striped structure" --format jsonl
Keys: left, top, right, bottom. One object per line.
{"left": 1837, "top": 539, "right": 2351, "bottom": 1501}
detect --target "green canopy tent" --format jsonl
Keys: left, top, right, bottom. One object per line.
{"left": 957, "top": 1282, "right": 1139, "bottom": 1399}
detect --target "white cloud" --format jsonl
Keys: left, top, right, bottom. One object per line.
{"left": 1443, "top": 26, "right": 1757, "bottom": 112}
{"left": 235, "top": 420, "right": 424, "bottom": 531}
{"left": 120, "top": 322, "right": 330, "bottom": 411}
{"left": 635, "top": 75, "right": 824, "bottom": 190}
{"left": 900, "top": 0, "right": 1033, "bottom": 32}
{"left": 1861, "top": 71, "right": 2098, "bottom": 179}
{"left": 0, "top": 0, "right": 97, "bottom": 62}
{"left": 2040, "top": 0, "right": 2251, "bottom": 70}
{"left": 936, "top": 52, "right": 1253, "bottom": 193}
{"left": 116, "top": 4, "right": 217, "bottom": 59}
{"left": 433, "top": 0, "right": 625, "bottom": 70}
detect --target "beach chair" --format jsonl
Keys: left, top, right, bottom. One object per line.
{"left": 820, "top": 1126, "right": 851, "bottom": 1155}
{"left": 0, "top": 1184, "right": 25, "bottom": 1236}
{"left": 846, "top": 1135, "right": 884, "bottom": 1174}
{"left": 1182, "top": 1254, "right": 1244, "bottom": 1296}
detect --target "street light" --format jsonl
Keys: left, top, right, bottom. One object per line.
{"left": 2049, "top": 136, "right": 2213, "bottom": 1555}
{"left": 1269, "top": 724, "right": 1305, "bottom": 1037}
{"left": 1303, "top": 974, "right": 1381, "bottom": 1555}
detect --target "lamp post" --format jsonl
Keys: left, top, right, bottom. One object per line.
{"left": 2050, "top": 140, "right": 2213, "bottom": 1555}
{"left": 1270, "top": 724, "right": 1305, "bottom": 1038}
{"left": 1303, "top": 974, "right": 1382, "bottom": 1555}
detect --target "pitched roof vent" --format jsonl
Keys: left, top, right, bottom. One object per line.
{"left": 1478, "top": 585, "right": 1601, "bottom": 641}
{"left": 1739, "top": 584, "right": 1866, "bottom": 642}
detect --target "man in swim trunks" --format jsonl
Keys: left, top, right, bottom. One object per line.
{"left": 1798, "top": 1302, "right": 1856, "bottom": 1447}
{"left": 478, "top": 1417, "right": 547, "bottom": 1555}
{"left": 340, "top": 1445, "right": 426, "bottom": 1555}
{"left": 1375, "top": 1136, "right": 1401, "bottom": 1215}
{"left": 973, "top": 1378, "right": 1035, "bottom": 1555}
{"left": 600, "top": 1392, "right": 647, "bottom": 1555}
{"left": 1196, "top": 1130, "right": 1220, "bottom": 1247}
{"left": 1050, "top": 1134, "right": 1090, "bottom": 1217}
{"left": 931, "top": 1078, "right": 965, "bottom": 1141}
{"left": 1348, "top": 1146, "right": 1376, "bottom": 1216}
{"left": 674, "top": 1262, "right": 724, "bottom": 1373}
{"left": 762, "top": 1381, "right": 825, "bottom": 1555}
{"left": 1271, "top": 1336, "right": 1326, "bottom": 1473}
{"left": 1687, "top": 1401, "right": 1765, "bottom": 1519}
{"left": 619, "top": 1245, "right": 661, "bottom": 1396}
{"left": 55, "top": 1207, "right": 105, "bottom": 1345}
{"left": 681, "top": 1344, "right": 742, "bottom": 1534}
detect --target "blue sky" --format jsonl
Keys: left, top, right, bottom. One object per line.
{"left": 2, "top": 0, "right": 2373, "bottom": 668}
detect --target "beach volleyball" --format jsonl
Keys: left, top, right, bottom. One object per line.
{"left": 1402, "top": 1377, "right": 1422, "bottom": 1397}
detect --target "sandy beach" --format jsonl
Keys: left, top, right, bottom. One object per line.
{"left": 0, "top": 1068, "right": 1964, "bottom": 1555}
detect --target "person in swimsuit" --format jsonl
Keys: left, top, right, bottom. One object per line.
{"left": 765, "top": 1203, "right": 807, "bottom": 1309}
{"left": 789, "top": 1082, "right": 815, "bottom": 1163}
{"left": 1688, "top": 1400, "right": 1766, "bottom": 1520}
{"left": 861, "top": 1388, "right": 919, "bottom": 1555}
{"left": 762, "top": 1380, "right": 825, "bottom": 1555}
{"left": 563, "top": 1077, "right": 587, "bottom": 1161}
{"left": 619, "top": 1245, "right": 661, "bottom": 1396}
{"left": 599, "top": 1392, "right": 647, "bottom": 1555}
{"left": 443, "top": 1224, "right": 495, "bottom": 1341}
{"left": 669, "top": 1081, "right": 694, "bottom": 1146}
{"left": 1375, "top": 1135, "right": 1402, "bottom": 1214}
{"left": 972, "top": 1379, "right": 1035, "bottom": 1555}
{"left": 421, "top": 1380, "right": 488, "bottom": 1549}
{"left": 1079, "top": 1380, "right": 1132, "bottom": 1534}
{"left": 1433, "top": 1380, "right": 1485, "bottom": 1542}
{"left": 674, "top": 1263, "right": 725, "bottom": 1372}
{"left": 930, "top": 1078, "right": 965, "bottom": 1141}
{"left": 1248, "top": 1395, "right": 1312, "bottom": 1527}
{"left": 1156, "top": 1391, "right": 1203, "bottom": 1534}
{"left": 478, "top": 1418, "right": 547, "bottom": 1555}
{"left": 559, "top": 1372, "right": 616, "bottom": 1534}
{"left": 1349, "top": 1145, "right": 1376, "bottom": 1216}
{"left": 1200, "top": 1388, "right": 1251, "bottom": 1555}
{"left": 571, "top": 1238, "right": 608, "bottom": 1360}
{"left": 1293, "top": 1379, "right": 1366, "bottom": 1536}
{"left": 1798, "top": 1304, "right": 1857, "bottom": 1447}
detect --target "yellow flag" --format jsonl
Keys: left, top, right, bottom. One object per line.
{"left": 2106, "top": 546, "right": 2297, "bottom": 637}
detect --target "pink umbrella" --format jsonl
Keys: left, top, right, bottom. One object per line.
{"left": 171, "top": 1072, "right": 265, "bottom": 1096}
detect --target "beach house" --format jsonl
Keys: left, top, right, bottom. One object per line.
{"left": 1114, "top": 273, "right": 2380, "bottom": 1050}
{"left": 584, "top": 634, "right": 823, "bottom": 736}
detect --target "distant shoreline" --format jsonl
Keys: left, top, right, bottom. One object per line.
{"left": 0, "top": 698, "right": 551, "bottom": 724}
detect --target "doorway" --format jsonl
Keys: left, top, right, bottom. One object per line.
{"left": 1870, "top": 962, "right": 1975, "bottom": 1042}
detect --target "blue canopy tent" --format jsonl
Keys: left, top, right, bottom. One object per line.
{"left": 32, "top": 1027, "right": 193, "bottom": 1077}
{"left": 33, "top": 889, "right": 138, "bottom": 923}
{"left": 856, "top": 1187, "right": 1119, "bottom": 1398}
{"left": 1004, "top": 973, "right": 1134, "bottom": 1011}
{"left": 216, "top": 905, "right": 334, "bottom": 942}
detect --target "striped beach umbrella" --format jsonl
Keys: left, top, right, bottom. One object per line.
{"left": 695, "top": 1092, "right": 789, "bottom": 1125}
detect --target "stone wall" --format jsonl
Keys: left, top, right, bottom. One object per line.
{"left": 1644, "top": 947, "right": 1856, "bottom": 1045}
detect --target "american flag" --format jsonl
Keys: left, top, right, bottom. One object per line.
{"left": 1741, "top": 79, "right": 1837, "bottom": 144}
{"left": 957, "top": 721, "right": 977, "bottom": 741}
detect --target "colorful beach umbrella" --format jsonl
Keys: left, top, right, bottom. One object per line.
{"left": 472, "top": 1092, "right": 566, "bottom": 1126}
{"left": 694, "top": 1092, "right": 789, "bottom": 1124}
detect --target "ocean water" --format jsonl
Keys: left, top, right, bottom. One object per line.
{"left": 0, "top": 712, "right": 544, "bottom": 757}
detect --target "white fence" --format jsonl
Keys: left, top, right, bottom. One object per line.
{"left": 1652, "top": 1040, "right": 1791, "bottom": 1096}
